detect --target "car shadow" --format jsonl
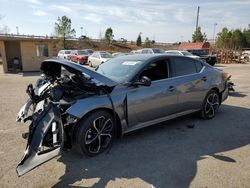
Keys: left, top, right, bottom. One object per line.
{"left": 52, "top": 104, "right": 250, "bottom": 188}
{"left": 22, "top": 71, "right": 40, "bottom": 77}
{"left": 229, "top": 91, "right": 248, "bottom": 98}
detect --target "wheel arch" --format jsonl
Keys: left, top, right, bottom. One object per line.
{"left": 210, "top": 87, "right": 222, "bottom": 104}
{"left": 73, "top": 107, "right": 122, "bottom": 139}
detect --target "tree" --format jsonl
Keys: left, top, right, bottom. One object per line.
{"left": 144, "top": 37, "right": 151, "bottom": 47}
{"left": 192, "top": 26, "right": 206, "bottom": 42}
{"left": 216, "top": 27, "right": 246, "bottom": 49}
{"left": 136, "top": 33, "right": 142, "bottom": 46}
{"left": 243, "top": 24, "right": 250, "bottom": 48}
{"left": 54, "top": 15, "right": 76, "bottom": 49}
{"left": 0, "top": 15, "right": 10, "bottom": 34}
{"left": 105, "top": 27, "right": 113, "bottom": 44}
{"left": 232, "top": 29, "right": 245, "bottom": 49}
{"left": 0, "top": 25, "right": 10, "bottom": 34}
{"left": 216, "top": 27, "right": 231, "bottom": 49}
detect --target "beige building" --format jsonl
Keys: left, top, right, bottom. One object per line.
{"left": 0, "top": 35, "right": 55, "bottom": 73}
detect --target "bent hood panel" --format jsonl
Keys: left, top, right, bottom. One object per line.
{"left": 41, "top": 58, "right": 117, "bottom": 87}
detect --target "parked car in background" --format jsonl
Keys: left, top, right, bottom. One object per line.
{"left": 69, "top": 50, "right": 89, "bottom": 65}
{"left": 16, "top": 55, "right": 229, "bottom": 175}
{"left": 140, "top": 48, "right": 165, "bottom": 54}
{"left": 131, "top": 49, "right": 142, "bottom": 54}
{"left": 165, "top": 50, "right": 202, "bottom": 61}
{"left": 112, "top": 52, "right": 131, "bottom": 57}
{"left": 241, "top": 50, "right": 250, "bottom": 62}
{"left": 88, "top": 51, "right": 113, "bottom": 67}
{"left": 85, "top": 49, "right": 94, "bottom": 55}
{"left": 57, "top": 50, "right": 72, "bottom": 59}
{"left": 186, "top": 49, "right": 217, "bottom": 66}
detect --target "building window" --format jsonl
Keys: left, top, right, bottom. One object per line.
{"left": 36, "top": 44, "right": 48, "bottom": 57}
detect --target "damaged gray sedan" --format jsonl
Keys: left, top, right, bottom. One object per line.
{"left": 16, "top": 54, "right": 229, "bottom": 176}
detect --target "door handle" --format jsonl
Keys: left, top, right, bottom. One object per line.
{"left": 168, "top": 86, "right": 175, "bottom": 92}
{"left": 201, "top": 76, "right": 207, "bottom": 81}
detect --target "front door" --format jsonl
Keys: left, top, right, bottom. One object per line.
{"left": 126, "top": 58, "right": 178, "bottom": 127}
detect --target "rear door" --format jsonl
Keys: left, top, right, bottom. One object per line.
{"left": 170, "top": 57, "right": 208, "bottom": 112}
{"left": 126, "top": 58, "right": 178, "bottom": 127}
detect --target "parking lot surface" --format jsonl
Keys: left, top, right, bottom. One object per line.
{"left": 0, "top": 63, "right": 249, "bottom": 188}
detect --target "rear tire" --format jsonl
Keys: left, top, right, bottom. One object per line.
{"left": 73, "top": 110, "right": 115, "bottom": 156}
{"left": 201, "top": 90, "right": 220, "bottom": 119}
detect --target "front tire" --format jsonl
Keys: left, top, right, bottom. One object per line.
{"left": 201, "top": 90, "right": 220, "bottom": 119}
{"left": 74, "top": 110, "right": 115, "bottom": 156}
{"left": 89, "top": 61, "right": 93, "bottom": 67}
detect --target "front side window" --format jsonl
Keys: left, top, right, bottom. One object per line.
{"left": 139, "top": 60, "right": 169, "bottom": 81}
{"left": 36, "top": 44, "right": 48, "bottom": 57}
{"left": 173, "top": 57, "right": 197, "bottom": 76}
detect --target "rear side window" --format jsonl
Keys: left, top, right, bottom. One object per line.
{"left": 195, "top": 61, "right": 203, "bottom": 72}
{"left": 173, "top": 57, "right": 197, "bottom": 76}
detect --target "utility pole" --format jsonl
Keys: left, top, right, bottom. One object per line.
{"left": 16, "top": 26, "right": 19, "bottom": 35}
{"left": 213, "top": 23, "right": 218, "bottom": 45}
{"left": 80, "top": 27, "right": 83, "bottom": 36}
{"left": 195, "top": 6, "right": 200, "bottom": 41}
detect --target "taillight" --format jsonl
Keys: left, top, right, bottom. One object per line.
{"left": 222, "top": 72, "right": 230, "bottom": 82}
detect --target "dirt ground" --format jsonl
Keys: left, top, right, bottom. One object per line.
{"left": 0, "top": 63, "right": 249, "bottom": 188}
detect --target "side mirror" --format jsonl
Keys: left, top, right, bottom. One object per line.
{"left": 133, "top": 76, "right": 151, "bottom": 87}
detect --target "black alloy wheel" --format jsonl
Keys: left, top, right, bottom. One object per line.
{"left": 74, "top": 110, "right": 115, "bottom": 156}
{"left": 201, "top": 90, "right": 220, "bottom": 119}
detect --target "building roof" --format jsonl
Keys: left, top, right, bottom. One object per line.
{"left": 179, "top": 42, "right": 210, "bottom": 50}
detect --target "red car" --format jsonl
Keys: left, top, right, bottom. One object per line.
{"left": 69, "top": 50, "right": 89, "bottom": 64}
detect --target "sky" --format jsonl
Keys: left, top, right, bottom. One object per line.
{"left": 0, "top": 0, "right": 249, "bottom": 43}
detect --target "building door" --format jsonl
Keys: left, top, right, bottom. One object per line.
{"left": 4, "top": 41, "right": 22, "bottom": 72}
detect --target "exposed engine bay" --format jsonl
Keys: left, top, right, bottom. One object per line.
{"left": 16, "top": 59, "right": 115, "bottom": 176}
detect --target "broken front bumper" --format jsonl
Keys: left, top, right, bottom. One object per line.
{"left": 16, "top": 103, "right": 64, "bottom": 176}
{"left": 221, "top": 84, "right": 229, "bottom": 102}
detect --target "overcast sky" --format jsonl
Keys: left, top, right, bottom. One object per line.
{"left": 0, "top": 0, "right": 249, "bottom": 42}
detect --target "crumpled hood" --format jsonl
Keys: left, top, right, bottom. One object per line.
{"left": 41, "top": 58, "right": 117, "bottom": 87}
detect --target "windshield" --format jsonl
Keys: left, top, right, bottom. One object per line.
{"left": 152, "top": 48, "right": 165, "bottom": 53}
{"left": 96, "top": 59, "right": 143, "bottom": 83}
{"left": 181, "top": 51, "right": 193, "bottom": 56}
{"left": 100, "top": 52, "right": 112, "bottom": 58}
{"left": 65, "top": 51, "right": 71, "bottom": 54}
{"left": 78, "top": 50, "right": 89, "bottom": 55}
